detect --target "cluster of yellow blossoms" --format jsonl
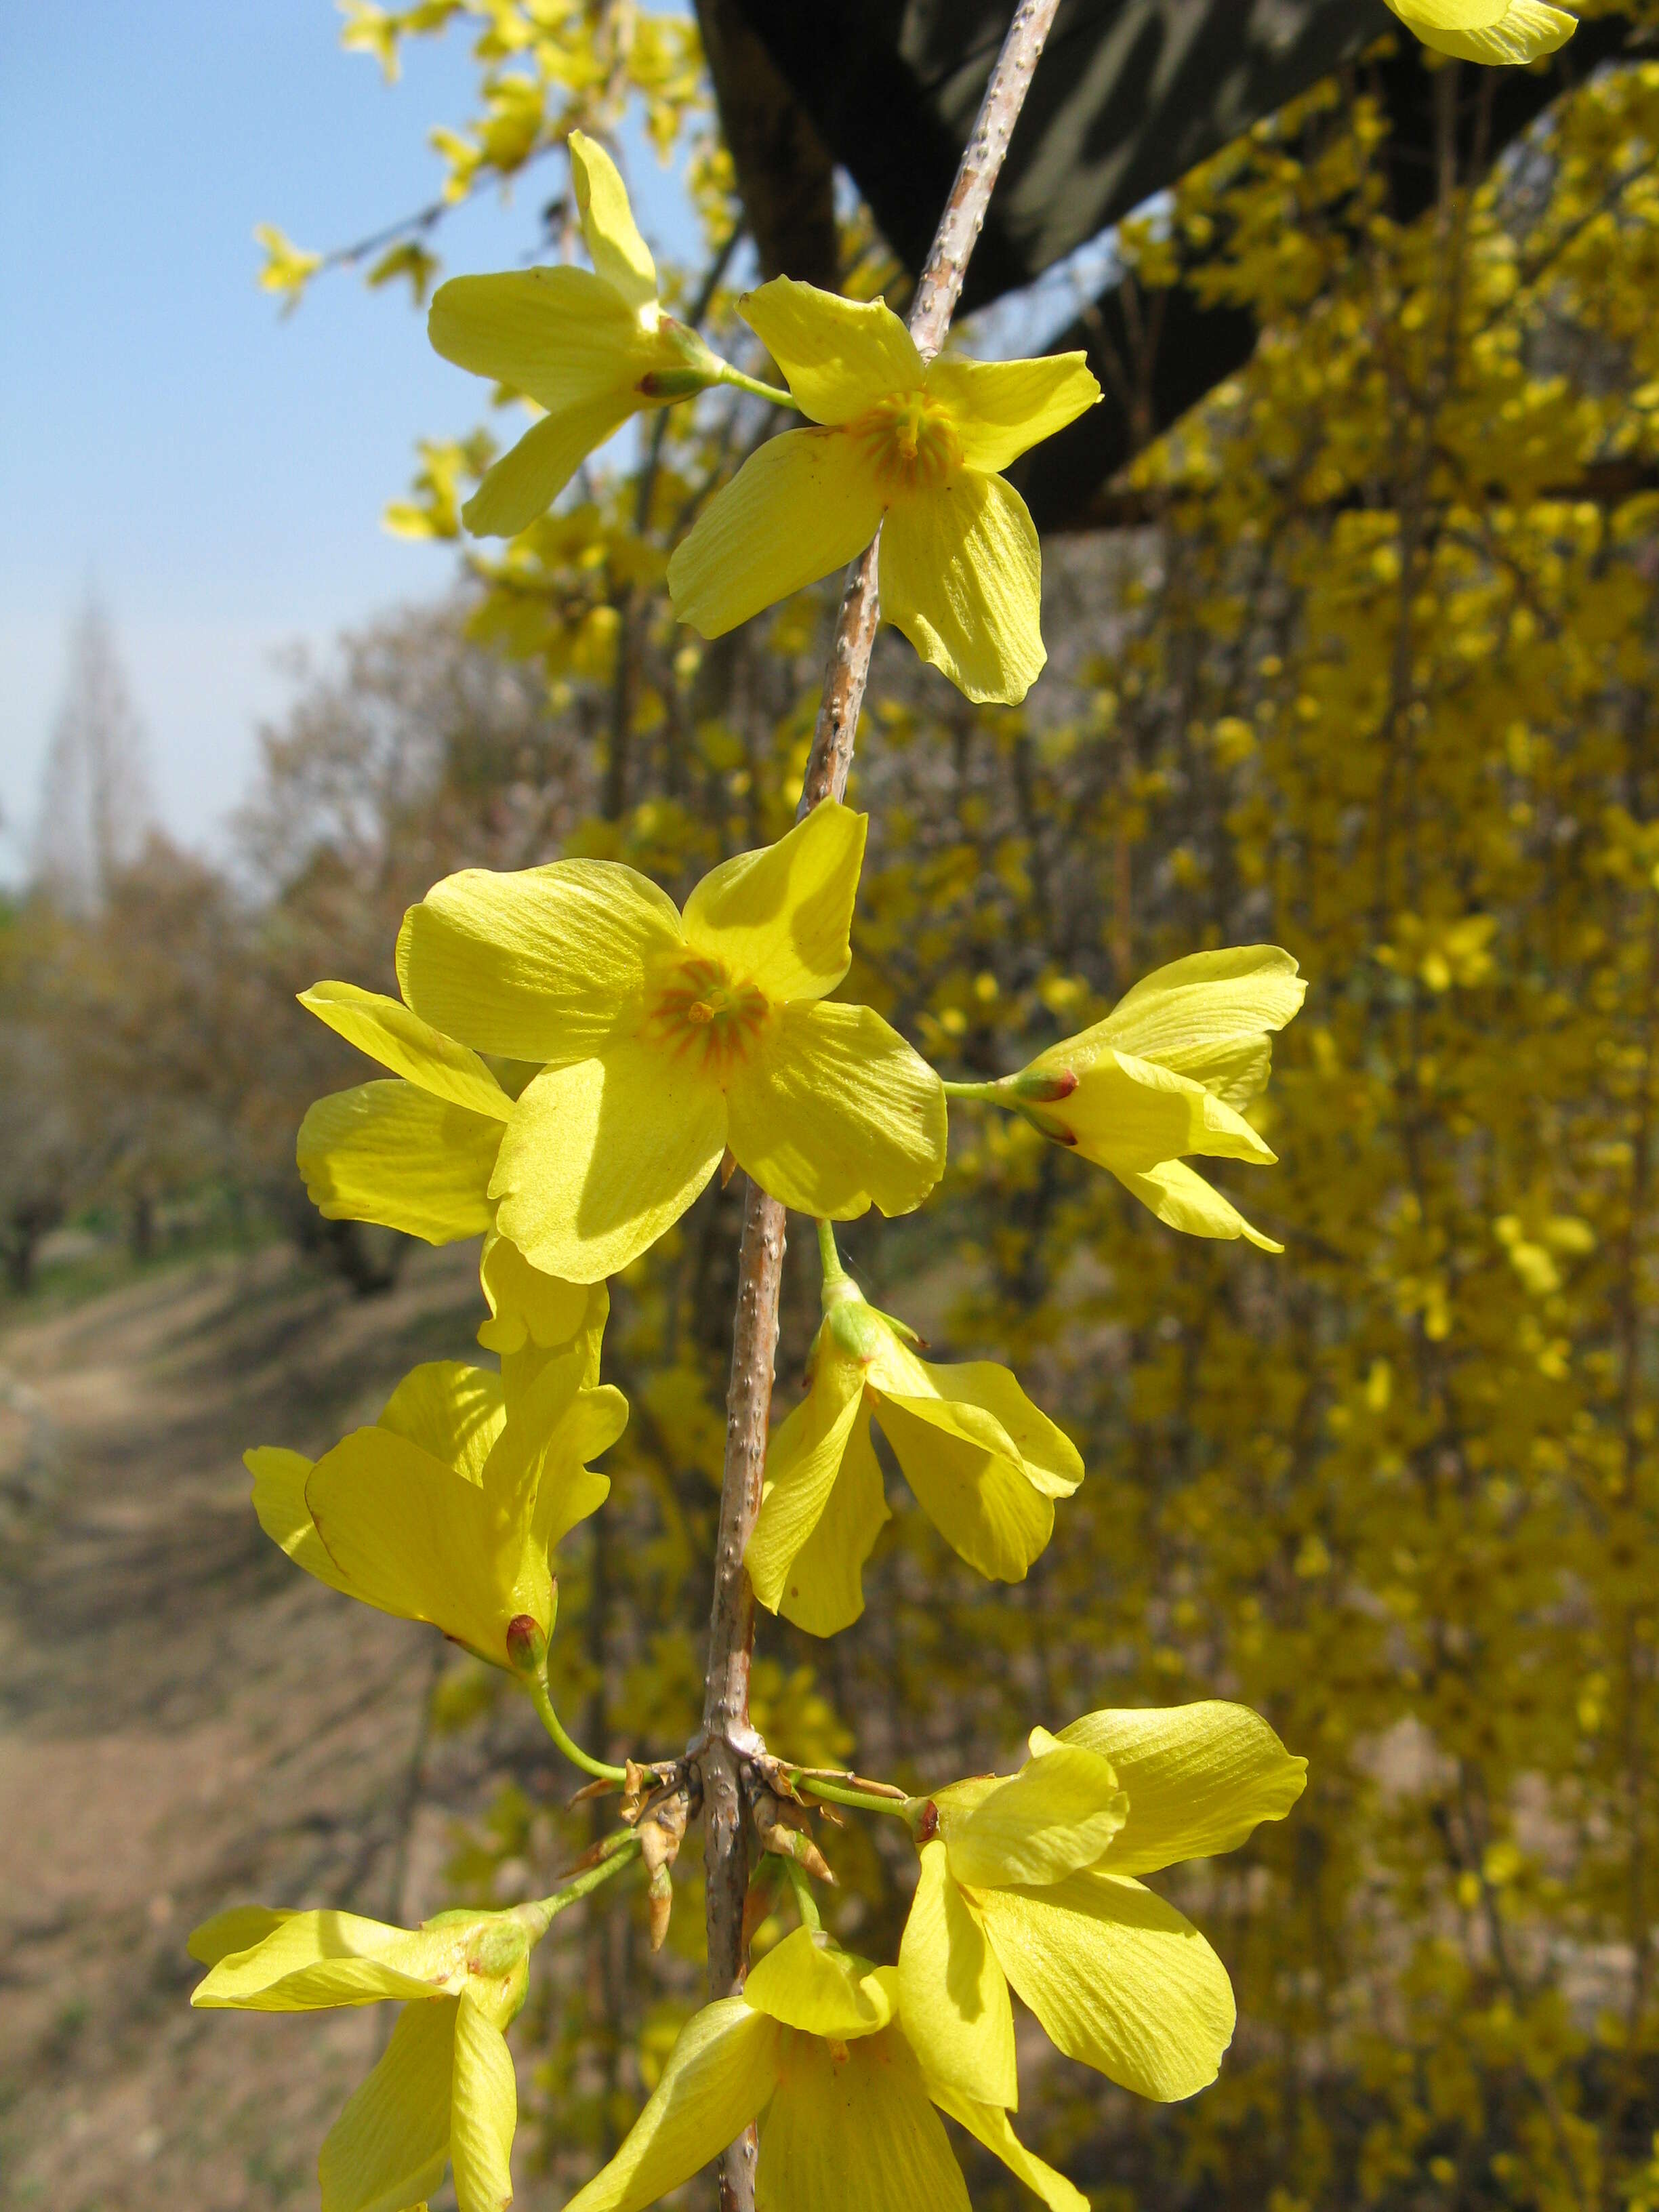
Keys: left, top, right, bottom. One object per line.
{"left": 430, "top": 132, "right": 1098, "bottom": 705}
{"left": 194, "top": 45, "right": 1576, "bottom": 2200}
{"left": 203, "top": 764, "right": 1307, "bottom": 2208}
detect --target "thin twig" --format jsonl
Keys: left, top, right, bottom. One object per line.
{"left": 697, "top": 6, "right": 1064, "bottom": 2207}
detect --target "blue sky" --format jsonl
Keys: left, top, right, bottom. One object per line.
{"left": 0, "top": 5, "right": 1119, "bottom": 882}
{"left": 0, "top": 3, "right": 697, "bottom": 878}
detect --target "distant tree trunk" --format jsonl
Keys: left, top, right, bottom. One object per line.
{"left": 35, "top": 595, "right": 152, "bottom": 912}
{"left": 4, "top": 1196, "right": 62, "bottom": 1296}
{"left": 326, "top": 1220, "right": 409, "bottom": 1298}
{"left": 129, "top": 1189, "right": 155, "bottom": 1265}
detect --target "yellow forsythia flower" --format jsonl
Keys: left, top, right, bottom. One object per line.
{"left": 1380, "top": 0, "right": 1576, "bottom": 62}
{"left": 190, "top": 1900, "right": 548, "bottom": 2212}
{"left": 430, "top": 131, "right": 726, "bottom": 536}
{"left": 899, "top": 1703, "right": 1307, "bottom": 2107}
{"left": 1005, "top": 945, "right": 1305, "bottom": 1250}
{"left": 747, "top": 1266, "right": 1081, "bottom": 1634}
{"left": 668, "top": 278, "right": 1100, "bottom": 705}
{"left": 394, "top": 801, "right": 947, "bottom": 1279}
{"left": 245, "top": 1329, "right": 625, "bottom": 1671}
{"left": 560, "top": 1924, "right": 1087, "bottom": 2212}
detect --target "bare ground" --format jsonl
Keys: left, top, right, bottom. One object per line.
{"left": 0, "top": 1242, "right": 522, "bottom": 2212}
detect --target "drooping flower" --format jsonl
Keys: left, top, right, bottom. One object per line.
{"left": 246, "top": 1332, "right": 625, "bottom": 1671}
{"left": 994, "top": 945, "right": 1305, "bottom": 1250}
{"left": 897, "top": 1702, "right": 1306, "bottom": 2108}
{"left": 747, "top": 1261, "right": 1081, "bottom": 1635}
{"left": 1380, "top": 0, "right": 1576, "bottom": 62}
{"left": 429, "top": 131, "right": 726, "bottom": 537}
{"left": 668, "top": 278, "right": 1100, "bottom": 705}
{"left": 190, "top": 1898, "right": 550, "bottom": 2212}
{"left": 394, "top": 800, "right": 946, "bottom": 1281}
{"left": 559, "top": 1923, "right": 1086, "bottom": 2212}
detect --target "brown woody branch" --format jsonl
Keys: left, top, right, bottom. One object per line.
{"left": 695, "top": 5, "right": 1065, "bottom": 2208}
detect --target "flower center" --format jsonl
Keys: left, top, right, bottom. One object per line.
{"left": 645, "top": 951, "right": 770, "bottom": 1075}
{"left": 853, "top": 389, "right": 962, "bottom": 493}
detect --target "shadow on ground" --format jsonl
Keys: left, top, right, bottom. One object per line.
{"left": 0, "top": 1242, "right": 528, "bottom": 2212}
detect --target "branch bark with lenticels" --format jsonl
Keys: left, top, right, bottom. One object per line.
{"left": 693, "top": 5, "right": 1065, "bottom": 2205}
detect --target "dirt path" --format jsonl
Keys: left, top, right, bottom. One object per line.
{"left": 0, "top": 1242, "right": 500, "bottom": 2212}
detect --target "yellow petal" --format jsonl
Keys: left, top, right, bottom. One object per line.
{"left": 306, "top": 1426, "right": 548, "bottom": 1667}
{"left": 744, "top": 1927, "right": 895, "bottom": 2040}
{"left": 944, "top": 1745, "right": 1127, "bottom": 1889}
{"left": 247, "top": 1446, "right": 351, "bottom": 1592}
{"left": 429, "top": 265, "right": 649, "bottom": 412}
{"left": 450, "top": 1992, "right": 517, "bottom": 2212}
{"left": 397, "top": 856, "right": 682, "bottom": 1064}
{"left": 479, "top": 1345, "right": 627, "bottom": 1553}
{"left": 301, "top": 982, "right": 513, "bottom": 1119}
{"left": 478, "top": 1231, "right": 593, "bottom": 1356}
{"left": 667, "top": 426, "right": 886, "bottom": 639}
{"left": 297, "top": 1081, "right": 501, "bottom": 1243}
{"left": 924, "top": 353, "right": 1100, "bottom": 473}
{"left": 874, "top": 1393, "right": 1055, "bottom": 1582}
{"left": 865, "top": 1347, "right": 1082, "bottom": 1502}
{"left": 897, "top": 1841, "right": 1017, "bottom": 2109}
{"left": 320, "top": 1996, "right": 455, "bottom": 2212}
{"left": 1090, "top": 946, "right": 1304, "bottom": 1087}
{"left": 879, "top": 472, "right": 1044, "bottom": 705}
{"left": 978, "top": 1871, "right": 1235, "bottom": 2101}
{"left": 1385, "top": 0, "right": 1575, "bottom": 61}
{"left": 1054, "top": 1701, "right": 1307, "bottom": 1877}
{"left": 747, "top": 1349, "right": 867, "bottom": 1616}
{"left": 1391, "top": 0, "right": 1511, "bottom": 22}
{"left": 491, "top": 1041, "right": 727, "bottom": 1283}
{"left": 777, "top": 1404, "right": 891, "bottom": 1637}
{"left": 726, "top": 1001, "right": 946, "bottom": 1221}
{"left": 1114, "top": 1157, "right": 1282, "bottom": 1252}
{"left": 464, "top": 396, "right": 637, "bottom": 536}
{"left": 682, "top": 802, "right": 865, "bottom": 1004}
{"left": 378, "top": 1360, "right": 506, "bottom": 1485}
{"left": 569, "top": 129, "right": 657, "bottom": 310}
{"left": 192, "top": 1908, "right": 459, "bottom": 2010}
{"left": 188, "top": 1905, "right": 295, "bottom": 1965}
{"left": 1067, "top": 1048, "right": 1277, "bottom": 1173}
{"left": 500, "top": 1282, "right": 611, "bottom": 1399}
{"left": 563, "top": 1999, "right": 780, "bottom": 2212}
{"left": 756, "top": 2025, "right": 970, "bottom": 2212}
{"left": 924, "top": 2083, "right": 1090, "bottom": 2212}
{"left": 739, "top": 276, "right": 924, "bottom": 424}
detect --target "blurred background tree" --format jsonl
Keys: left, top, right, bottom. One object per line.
{"left": 7, "top": 7, "right": 1659, "bottom": 2211}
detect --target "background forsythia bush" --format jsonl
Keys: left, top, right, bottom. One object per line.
{"left": 8, "top": 3, "right": 1659, "bottom": 2209}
